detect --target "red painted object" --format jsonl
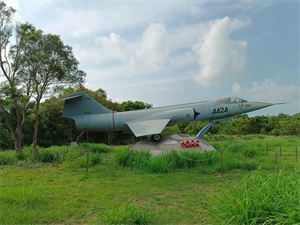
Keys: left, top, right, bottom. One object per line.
{"left": 180, "top": 140, "right": 199, "bottom": 148}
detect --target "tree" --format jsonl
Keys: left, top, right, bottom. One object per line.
{"left": 17, "top": 30, "right": 86, "bottom": 158}
{"left": 0, "top": 3, "right": 39, "bottom": 153}
{"left": 118, "top": 101, "right": 152, "bottom": 112}
{"left": 279, "top": 113, "right": 300, "bottom": 136}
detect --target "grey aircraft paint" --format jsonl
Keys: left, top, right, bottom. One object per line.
{"left": 61, "top": 92, "right": 275, "bottom": 140}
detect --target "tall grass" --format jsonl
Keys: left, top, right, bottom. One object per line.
{"left": 205, "top": 168, "right": 300, "bottom": 224}
{"left": 81, "top": 142, "right": 112, "bottom": 153}
{"left": 92, "top": 198, "right": 153, "bottom": 224}
{"left": 1, "top": 181, "right": 45, "bottom": 206}
{"left": 116, "top": 149, "right": 220, "bottom": 173}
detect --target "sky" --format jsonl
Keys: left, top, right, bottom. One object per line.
{"left": 2, "top": 0, "right": 299, "bottom": 117}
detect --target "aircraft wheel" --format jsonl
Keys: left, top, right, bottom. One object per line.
{"left": 151, "top": 134, "right": 161, "bottom": 142}
{"left": 210, "top": 126, "right": 215, "bottom": 131}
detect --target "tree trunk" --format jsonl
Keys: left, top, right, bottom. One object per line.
{"left": 76, "top": 131, "right": 86, "bottom": 146}
{"left": 107, "top": 131, "right": 115, "bottom": 145}
{"left": 0, "top": 103, "right": 22, "bottom": 152}
{"left": 32, "top": 102, "right": 40, "bottom": 159}
{"left": 12, "top": 128, "right": 22, "bottom": 153}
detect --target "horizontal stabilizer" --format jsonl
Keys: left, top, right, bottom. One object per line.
{"left": 126, "top": 119, "right": 170, "bottom": 137}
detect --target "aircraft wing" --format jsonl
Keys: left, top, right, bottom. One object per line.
{"left": 126, "top": 119, "right": 170, "bottom": 137}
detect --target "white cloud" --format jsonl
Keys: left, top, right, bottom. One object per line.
{"left": 232, "top": 83, "right": 242, "bottom": 94}
{"left": 136, "top": 23, "right": 171, "bottom": 69}
{"left": 42, "top": 3, "right": 180, "bottom": 38}
{"left": 232, "top": 79, "right": 299, "bottom": 102}
{"left": 74, "top": 23, "right": 173, "bottom": 73}
{"left": 73, "top": 22, "right": 209, "bottom": 77}
{"left": 74, "top": 18, "right": 250, "bottom": 80}
{"left": 95, "top": 33, "right": 128, "bottom": 49}
{"left": 192, "top": 17, "right": 249, "bottom": 86}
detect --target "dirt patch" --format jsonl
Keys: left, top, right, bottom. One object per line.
{"left": 135, "top": 199, "right": 147, "bottom": 205}
{"left": 216, "top": 174, "right": 227, "bottom": 177}
{"left": 155, "top": 193, "right": 166, "bottom": 198}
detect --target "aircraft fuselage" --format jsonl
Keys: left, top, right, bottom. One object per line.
{"left": 62, "top": 93, "right": 273, "bottom": 138}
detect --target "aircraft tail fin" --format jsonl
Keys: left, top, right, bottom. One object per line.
{"left": 61, "top": 92, "right": 112, "bottom": 118}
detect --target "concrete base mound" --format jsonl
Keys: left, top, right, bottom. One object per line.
{"left": 130, "top": 133, "right": 215, "bottom": 155}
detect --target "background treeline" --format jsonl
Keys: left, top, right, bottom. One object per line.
{"left": 1, "top": 86, "right": 299, "bottom": 150}
{"left": 0, "top": 86, "right": 152, "bottom": 150}
{"left": 164, "top": 113, "right": 300, "bottom": 137}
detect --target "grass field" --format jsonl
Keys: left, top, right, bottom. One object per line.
{"left": 0, "top": 135, "right": 299, "bottom": 224}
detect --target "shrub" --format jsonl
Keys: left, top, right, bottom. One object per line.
{"left": 242, "top": 147, "right": 257, "bottom": 158}
{"left": 0, "top": 150, "right": 18, "bottom": 165}
{"left": 68, "top": 152, "right": 101, "bottom": 168}
{"left": 37, "top": 148, "right": 55, "bottom": 163}
{"left": 81, "top": 143, "right": 111, "bottom": 153}
{"left": 115, "top": 148, "right": 131, "bottom": 167}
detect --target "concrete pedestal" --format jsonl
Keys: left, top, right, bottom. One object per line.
{"left": 130, "top": 132, "right": 215, "bottom": 155}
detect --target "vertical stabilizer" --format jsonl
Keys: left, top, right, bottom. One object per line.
{"left": 61, "top": 92, "right": 112, "bottom": 118}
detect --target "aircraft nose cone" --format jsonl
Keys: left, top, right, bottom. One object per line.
{"left": 253, "top": 101, "right": 274, "bottom": 110}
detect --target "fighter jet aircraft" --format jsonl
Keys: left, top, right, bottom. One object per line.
{"left": 61, "top": 92, "right": 275, "bottom": 141}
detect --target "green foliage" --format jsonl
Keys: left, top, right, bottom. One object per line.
{"left": 71, "top": 152, "right": 101, "bottom": 168}
{"left": 114, "top": 147, "right": 131, "bottom": 167}
{"left": 1, "top": 181, "right": 45, "bottom": 206}
{"left": 97, "top": 198, "right": 153, "bottom": 225}
{"left": 0, "top": 119, "right": 14, "bottom": 150}
{"left": 0, "top": 150, "right": 18, "bottom": 165}
{"left": 0, "top": 136, "right": 299, "bottom": 224}
{"left": 168, "top": 113, "right": 300, "bottom": 138}
{"left": 116, "top": 150, "right": 220, "bottom": 173}
{"left": 118, "top": 101, "right": 152, "bottom": 112}
{"left": 206, "top": 168, "right": 300, "bottom": 224}
{"left": 81, "top": 142, "right": 111, "bottom": 153}
{"left": 242, "top": 146, "right": 257, "bottom": 158}
{"left": 36, "top": 148, "right": 55, "bottom": 163}
{"left": 143, "top": 152, "right": 172, "bottom": 173}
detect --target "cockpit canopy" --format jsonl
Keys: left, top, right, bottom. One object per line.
{"left": 217, "top": 97, "right": 248, "bottom": 103}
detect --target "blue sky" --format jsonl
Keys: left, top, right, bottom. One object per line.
{"left": 4, "top": 0, "right": 299, "bottom": 117}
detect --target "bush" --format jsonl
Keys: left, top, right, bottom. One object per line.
{"left": 80, "top": 153, "right": 101, "bottom": 168}
{"left": 242, "top": 147, "right": 257, "bottom": 158}
{"left": 81, "top": 143, "right": 111, "bottom": 153}
{"left": 0, "top": 150, "right": 18, "bottom": 165}
{"left": 115, "top": 148, "right": 131, "bottom": 167}
{"left": 37, "top": 148, "right": 55, "bottom": 163}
